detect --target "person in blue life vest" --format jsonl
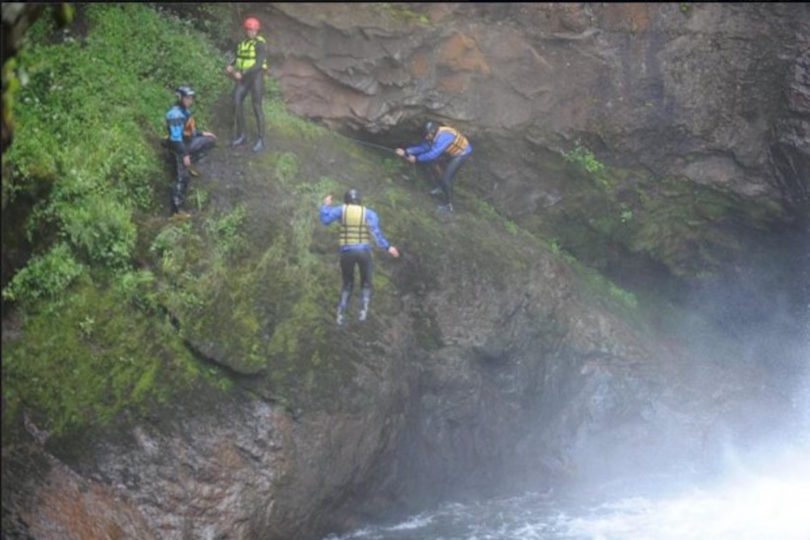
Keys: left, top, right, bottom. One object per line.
{"left": 165, "top": 86, "right": 216, "bottom": 215}
{"left": 226, "top": 16, "right": 268, "bottom": 153}
{"left": 396, "top": 121, "right": 472, "bottom": 213}
{"left": 320, "top": 189, "right": 400, "bottom": 325}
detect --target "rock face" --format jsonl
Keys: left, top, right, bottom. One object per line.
{"left": 263, "top": 2, "right": 809, "bottom": 288}
{"left": 266, "top": 3, "right": 808, "bottom": 203}
{"left": 3, "top": 114, "right": 794, "bottom": 539}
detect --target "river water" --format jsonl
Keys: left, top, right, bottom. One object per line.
{"left": 327, "top": 437, "right": 810, "bottom": 540}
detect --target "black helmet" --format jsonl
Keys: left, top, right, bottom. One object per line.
{"left": 424, "top": 121, "right": 438, "bottom": 138}
{"left": 176, "top": 85, "right": 195, "bottom": 99}
{"left": 344, "top": 189, "right": 361, "bottom": 204}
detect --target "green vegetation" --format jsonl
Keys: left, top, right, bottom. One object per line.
{"left": 2, "top": 4, "right": 231, "bottom": 442}
{"left": 204, "top": 205, "right": 248, "bottom": 258}
{"left": 372, "top": 3, "right": 432, "bottom": 27}
{"left": 469, "top": 196, "right": 520, "bottom": 236}
{"left": 4, "top": 3, "right": 228, "bottom": 295}
{"left": 564, "top": 141, "right": 606, "bottom": 176}
{"left": 2, "top": 242, "right": 84, "bottom": 304}
{"left": 2, "top": 279, "right": 204, "bottom": 437}
{"left": 528, "top": 142, "right": 786, "bottom": 282}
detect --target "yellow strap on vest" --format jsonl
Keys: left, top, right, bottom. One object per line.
{"left": 437, "top": 126, "right": 469, "bottom": 157}
{"left": 235, "top": 35, "right": 268, "bottom": 71}
{"left": 340, "top": 204, "right": 370, "bottom": 246}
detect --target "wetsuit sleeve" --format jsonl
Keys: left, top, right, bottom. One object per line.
{"left": 243, "top": 40, "right": 266, "bottom": 77}
{"left": 406, "top": 140, "right": 431, "bottom": 156}
{"left": 365, "top": 209, "right": 390, "bottom": 250}
{"left": 320, "top": 204, "right": 343, "bottom": 225}
{"left": 416, "top": 131, "right": 453, "bottom": 162}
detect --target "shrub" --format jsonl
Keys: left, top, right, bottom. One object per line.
{"left": 4, "top": 3, "right": 229, "bottom": 302}
{"left": 2, "top": 242, "right": 84, "bottom": 304}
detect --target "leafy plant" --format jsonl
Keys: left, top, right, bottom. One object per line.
{"left": 204, "top": 205, "right": 248, "bottom": 258}
{"left": 2, "top": 242, "right": 84, "bottom": 304}
{"left": 564, "top": 141, "right": 605, "bottom": 175}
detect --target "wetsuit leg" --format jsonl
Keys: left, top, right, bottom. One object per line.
{"left": 338, "top": 250, "right": 358, "bottom": 318}
{"left": 172, "top": 153, "right": 189, "bottom": 213}
{"left": 357, "top": 250, "right": 373, "bottom": 320}
{"left": 439, "top": 153, "right": 470, "bottom": 206}
{"left": 248, "top": 72, "right": 265, "bottom": 142}
{"left": 188, "top": 134, "right": 216, "bottom": 162}
{"left": 233, "top": 80, "right": 249, "bottom": 140}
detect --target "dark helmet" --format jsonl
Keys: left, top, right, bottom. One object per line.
{"left": 175, "top": 86, "right": 195, "bottom": 100}
{"left": 344, "top": 189, "right": 361, "bottom": 204}
{"left": 424, "top": 121, "right": 438, "bottom": 138}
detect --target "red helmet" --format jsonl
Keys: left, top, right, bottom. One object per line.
{"left": 243, "top": 17, "right": 260, "bottom": 31}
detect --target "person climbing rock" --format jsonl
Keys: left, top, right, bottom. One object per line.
{"left": 320, "top": 189, "right": 400, "bottom": 325}
{"left": 165, "top": 85, "right": 216, "bottom": 216}
{"left": 396, "top": 121, "right": 472, "bottom": 213}
{"left": 226, "top": 16, "right": 268, "bottom": 153}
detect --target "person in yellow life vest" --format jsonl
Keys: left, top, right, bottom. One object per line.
{"left": 225, "top": 17, "right": 268, "bottom": 153}
{"left": 320, "top": 189, "right": 400, "bottom": 325}
{"left": 396, "top": 121, "right": 472, "bottom": 213}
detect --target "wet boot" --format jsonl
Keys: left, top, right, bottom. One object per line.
{"left": 231, "top": 134, "right": 247, "bottom": 148}
{"left": 252, "top": 138, "right": 265, "bottom": 153}
{"left": 358, "top": 287, "right": 371, "bottom": 322}
{"left": 336, "top": 289, "right": 351, "bottom": 326}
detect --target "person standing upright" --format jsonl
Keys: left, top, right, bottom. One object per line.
{"left": 226, "top": 16, "right": 268, "bottom": 153}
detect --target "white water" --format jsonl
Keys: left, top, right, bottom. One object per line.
{"left": 328, "top": 371, "right": 810, "bottom": 540}
{"left": 326, "top": 447, "right": 810, "bottom": 539}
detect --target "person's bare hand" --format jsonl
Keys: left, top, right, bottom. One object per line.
{"left": 234, "top": 71, "right": 242, "bottom": 81}
{"left": 388, "top": 246, "right": 400, "bottom": 258}
{"left": 407, "top": 155, "right": 416, "bottom": 164}
{"left": 202, "top": 131, "right": 216, "bottom": 139}
{"left": 183, "top": 155, "right": 191, "bottom": 168}
{"left": 395, "top": 148, "right": 405, "bottom": 157}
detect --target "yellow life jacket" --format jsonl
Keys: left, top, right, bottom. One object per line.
{"left": 435, "top": 126, "right": 469, "bottom": 157}
{"left": 340, "top": 204, "right": 370, "bottom": 246}
{"left": 235, "top": 35, "right": 268, "bottom": 72}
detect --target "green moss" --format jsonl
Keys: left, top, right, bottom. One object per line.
{"left": 264, "top": 93, "right": 328, "bottom": 141}
{"left": 274, "top": 152, "right": 300, "bottom": 187}
{"left": 2, "top": 280, "right": 204, "bottom": 440}
{"left": 372, "top": 3, "right": 432, "bottom": 27}
{"left": 521, "top": 149, "right": 787, "bottom": 282}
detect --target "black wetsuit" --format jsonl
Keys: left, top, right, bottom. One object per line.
{"left": 232, "top": 39, "right": 266, "bottom": 143}
{"left": 433, "top": 153, "right": 470, "bottom": 207}
{"left": 165, "top": 105, "right": 215, "bottom": 213}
